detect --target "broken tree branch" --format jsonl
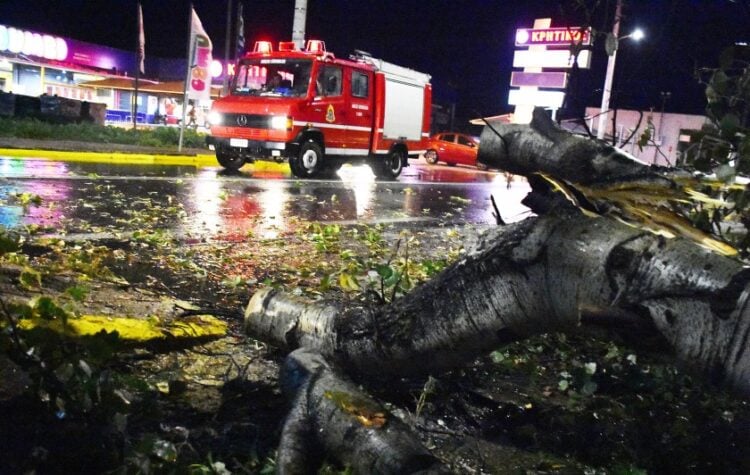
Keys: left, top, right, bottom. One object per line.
{"left": 247, "top": 209, "right": 750, "bottom": 396}
{"left": 276, "top": 348, "right": 446, "bottom": 474}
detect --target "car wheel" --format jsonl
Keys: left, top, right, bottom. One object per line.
{"left": 374, "top": 149, "right": 404, "bottom": 180}
{"left": 216, "top": 150, "right": 245, "bottom": 171}
{"left": 290, "top": 140, "right": 323, "bottom": 178}
{"left": 424, "top": 149, "right": 438, "bottom": 165}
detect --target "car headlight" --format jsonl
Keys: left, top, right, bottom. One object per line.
{"left": 207, "top": 111, "right": 222, "bottom": 126}
{"left": 270, "top": 115, "right": 293, "bottom": 130}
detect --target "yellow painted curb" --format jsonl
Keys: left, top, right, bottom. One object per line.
{"left": 0, "top": 147, "right": 215, "bottom": 166}
{"left": 0, "top": 147, "right": 291, "bottom": 172}
{"left": 16, "top": 313, "right": 227, "bottom": 343}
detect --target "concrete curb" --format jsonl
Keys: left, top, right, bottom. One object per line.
{"left": 0, "top": 147, "right": 291, "bottom": 172}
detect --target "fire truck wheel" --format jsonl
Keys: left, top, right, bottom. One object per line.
{"left": 376, "top": 149, "right": 405, "bottom": 180}
{"left": 291, "top": 141, "right": 323, "bottom": 178}
{"left": 424, "top": 149, "right": 439, "bottom": 165}
{"left": 216, "top": 151, "right": 245, "bottom": 171}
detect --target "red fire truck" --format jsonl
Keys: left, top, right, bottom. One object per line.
{"left": 206, "top": 40, "right": 431, "bottom": 179}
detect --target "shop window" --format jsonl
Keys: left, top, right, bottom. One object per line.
{"left": 44, "top": 68, "right": 74, "bottom": 85}
{"left": 16, "top": 65, "right": 42, "bottom": 95}
{"left": 117, "top": 91, "right": 132, "bottom": 111}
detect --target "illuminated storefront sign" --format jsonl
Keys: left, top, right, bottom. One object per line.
{"left": 508, "top": 89, "right": 565, "bottom": 108}
{"left": 510, "top": 71, "right": 568, "bottom": 89}
{"left": 513, "top": 49, "right": 591, "bottom": 69}
{"left": 0, "top": 24, "right": 68, "bottom": 61}
{"left": 515, "top": 27, "right": 592, "bottom": 47}
{"left": 209, "top": 60, "right": 237, "bottom": 79}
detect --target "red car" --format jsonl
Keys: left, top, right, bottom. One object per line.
{"left": 423, "top": 132, "right": 487, "bottom": 169}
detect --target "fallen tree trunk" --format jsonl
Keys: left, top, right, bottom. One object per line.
{"left": 247, "top": 209, "right": 750, "bottom": 396}
{"left": 245, "top": 109, "right": 750, "bottom": 471}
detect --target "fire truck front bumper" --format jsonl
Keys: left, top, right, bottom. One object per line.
{"left": 206, "top": 136, "right": 299, "bottom": 162}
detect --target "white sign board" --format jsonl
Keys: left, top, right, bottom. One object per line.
{"left": 508, "top": 89, "right": 565, "bottom": 109}
{"left": 512, "top": 49, "right": 591, "bottom": 69}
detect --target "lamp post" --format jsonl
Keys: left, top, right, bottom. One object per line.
{"left": 596, "top": 0, "right": 644, "bottom": 140}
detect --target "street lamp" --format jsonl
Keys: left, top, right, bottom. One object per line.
{"left": 596, "top": 0, "right": 645, "bottom": 140}
{"left": 627, "top": 28, "right": 645, "bottom": 42}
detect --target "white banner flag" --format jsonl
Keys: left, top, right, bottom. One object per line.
{"left": 137, "top": 2, "right": 145, "bottom": 74}
{"left": 187, "top": 7, "right": 213, "bottom": 102}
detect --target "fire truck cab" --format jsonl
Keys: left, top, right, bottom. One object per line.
{"left": 206, "top": 40, "right": 431, "bottom": 179}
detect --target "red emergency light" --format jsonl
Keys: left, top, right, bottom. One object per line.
{"left": 305, "top": 40, "right": 326, "bottom": 54}
{"left": 254, "top": 41, "right": 273, "bottom": 53}
{"left": 278, "top": 41, "right": 297, "bottom": 51}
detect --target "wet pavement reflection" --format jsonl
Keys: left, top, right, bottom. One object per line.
{"left": 0, "top": 156, "right": 532, "bottom": 241}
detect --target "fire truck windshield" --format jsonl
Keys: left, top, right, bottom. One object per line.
{"left": 232, "top": 59, "right": 313, "bottom": 98}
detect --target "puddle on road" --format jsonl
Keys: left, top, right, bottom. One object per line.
{"left": 1, "top": 158, "right": 532, "bottom": 242}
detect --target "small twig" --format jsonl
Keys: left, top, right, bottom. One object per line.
{"left": 475, "top": 110, "right": 510, "bottom": 151}
{"left": 391, "top": 238, "right": 410, "bottom": 302}
{"left": 176, "top": 307, "right": 244, "bottom": 320}
{"left": 490, "top": 195, "right": 505, "bottom": 225}
{"left": 381, "top": 238, "right": 402, "bottom": 302}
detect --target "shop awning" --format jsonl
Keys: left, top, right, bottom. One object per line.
{"left": 469, "top": 113, "right": 514, "bottom": 125}
{"left": 80, "top": 78, "right": 221, "bottom": 98}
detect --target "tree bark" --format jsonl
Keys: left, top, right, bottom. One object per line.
{"left": 275, "top": 348, "right": 446, "bottom": 474}
{"left": 247, "top": 209, "right": 750, "bottom": 396}
{"left": 244, "top": 108, "right": 750, "bottom": 471}
{"left": 476, "top": 107, "right": 654, "bottom": 183}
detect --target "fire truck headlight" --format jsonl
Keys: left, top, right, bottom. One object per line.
{"left": 270, "top": 115, "right": 293, "bottom": 130}
{"left": 207, "top": 111, "right": 222, "bottom": 126}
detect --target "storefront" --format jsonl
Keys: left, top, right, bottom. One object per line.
{"left": 79, "top": 77, "right": 219, "bottom": 125}
{"left": 0, "top": 24, "right": 134, "bottom": 99}
{"left": 1, "top": 22, "right": 227, "bottom": 125}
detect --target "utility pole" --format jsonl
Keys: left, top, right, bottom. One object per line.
{"left": 655, "top": 90, "right": 672, "bottom": 163}
{"left": 292, "top": 0, "right": 307, "bottom": 49}
{"left": 596, "top": 0, "right": 622, "bottom": 140}
{"left": 658, "top": 91, "right": 671, "bottom": 139}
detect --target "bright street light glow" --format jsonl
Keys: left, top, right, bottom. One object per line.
{"left": 630, "top": 28, "right": 645, "bottom": 41}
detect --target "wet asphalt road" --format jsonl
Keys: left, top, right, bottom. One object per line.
{"left": 0, "top": 155, "right": 531, "bottom": 241}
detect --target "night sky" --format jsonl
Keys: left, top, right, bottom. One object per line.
{"left": 1, "top": 0, "right": 749, "bottom": 124}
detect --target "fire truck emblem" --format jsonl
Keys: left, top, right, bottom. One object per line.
{"left": 325, "top": 104, "right": 336, "bottom": 123}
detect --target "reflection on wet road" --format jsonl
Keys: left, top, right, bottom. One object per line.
{"left": 0, "top": 156, "right": 531, "bottom": 241}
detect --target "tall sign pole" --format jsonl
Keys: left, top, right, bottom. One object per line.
{"left": 514, "top": 18, "right": 550, "bottom": 124}
{"left": 510, "top": 20, "right": 591, "bottom": 123}
{"left": 596, "top": 0, "right": 622, "bottom": 140}
{"left": 292, "top": 0, "right": 307, "bottom": 49}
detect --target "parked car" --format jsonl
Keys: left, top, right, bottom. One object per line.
{"left": 423, "top": 132, "right": 487, "bottom": 169}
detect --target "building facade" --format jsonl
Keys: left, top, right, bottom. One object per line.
{"left": 0, "top": 23, "right": 225, "bottom": 125}
{"left": 584, "top": 107, "right": 709, "bottom": 166}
